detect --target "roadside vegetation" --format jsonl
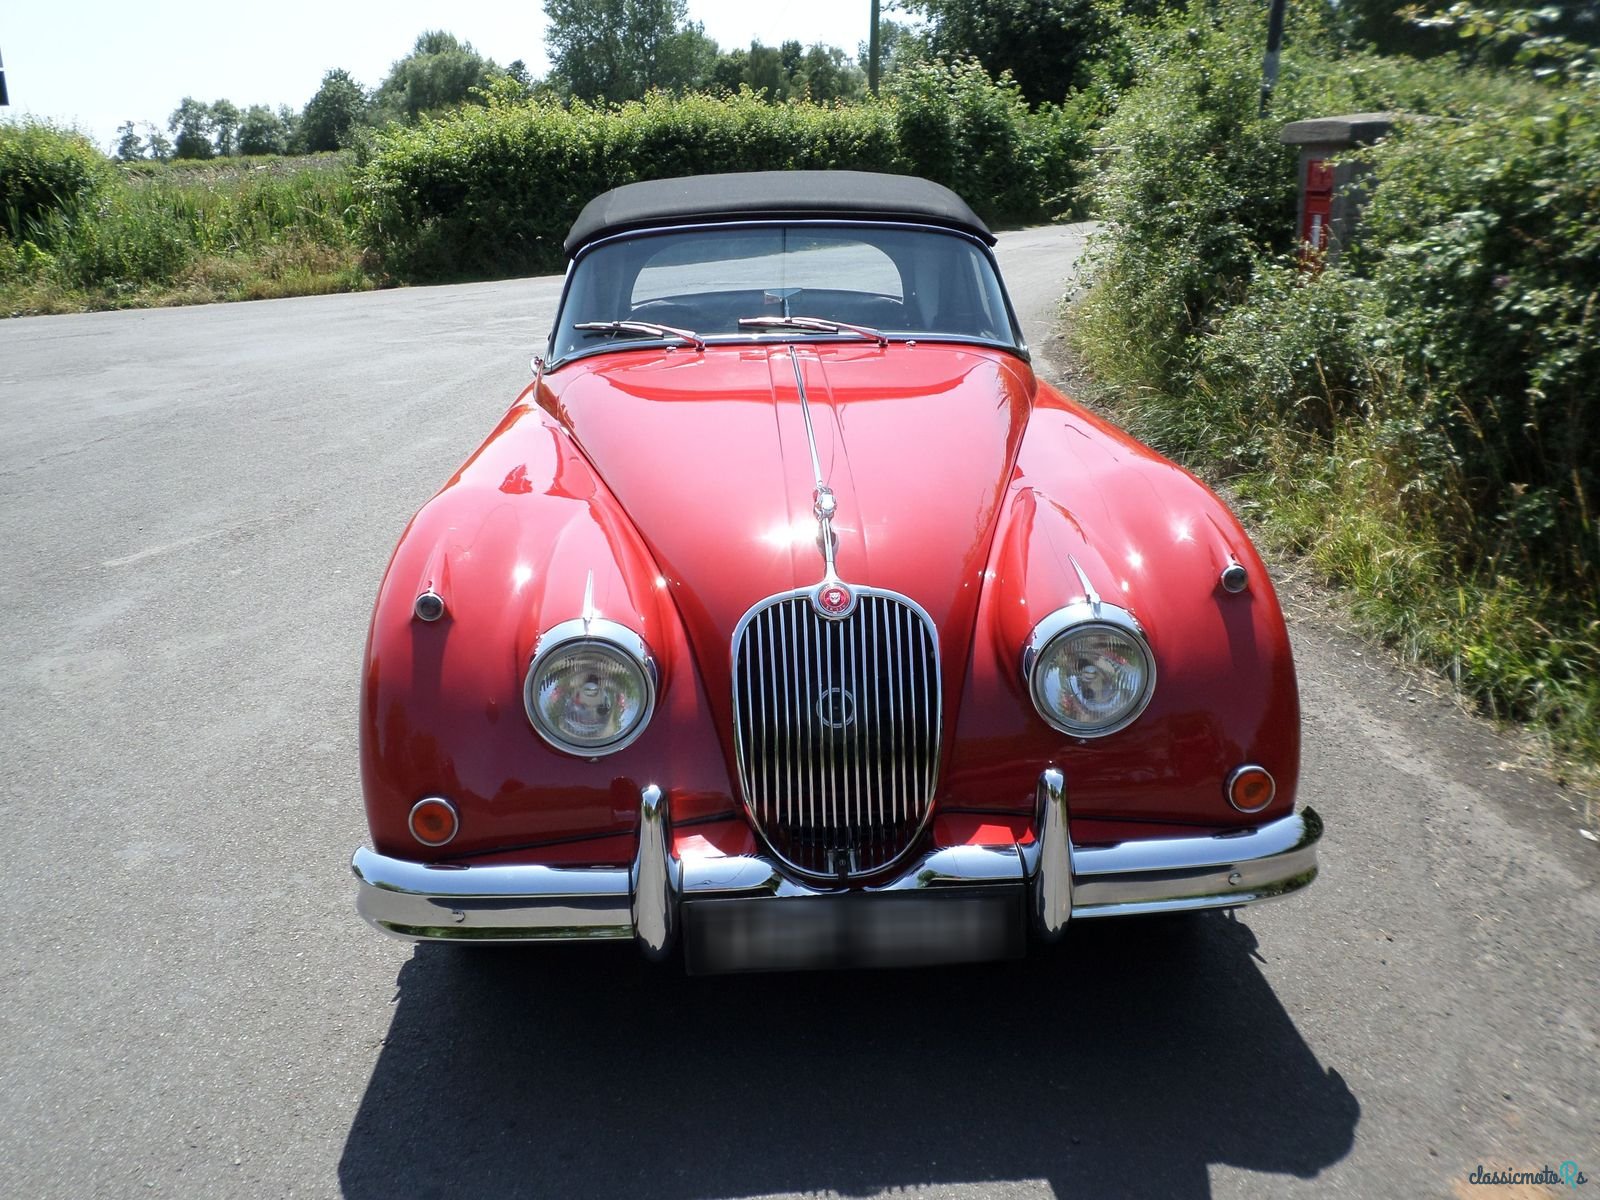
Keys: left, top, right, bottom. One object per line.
{"left": 0, "top": 139, "right": 366, "bottom": 312}
{"left": 1070, "top": 0, "right": 1600, "bottom": 771}
{"left": 2, "top": 0, "right": 1596, "bottom": 769}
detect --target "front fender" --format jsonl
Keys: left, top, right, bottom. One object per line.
{"left": 359, "top": 397, "right": 735, "bottom": 862}
{"left": 946, "top": 384, "right": 1301, "bottom": 830}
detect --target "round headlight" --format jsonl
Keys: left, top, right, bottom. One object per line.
{"left": 1024, "top": 603, "right": 1156, "bottom": 737}
{"left": 524, "top": 619, "right": 657, "bottom": 756}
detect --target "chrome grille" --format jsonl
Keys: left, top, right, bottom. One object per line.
{"left": 732, "top": 589, "right": 941, "bottom": 879}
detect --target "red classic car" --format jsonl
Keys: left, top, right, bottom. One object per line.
{"left": 352, "top": 171, "right": 1321, "bottom": 972}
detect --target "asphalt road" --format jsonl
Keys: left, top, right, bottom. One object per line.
{"left": 2, "top": 225, "right": 1595, "bottom": 1200}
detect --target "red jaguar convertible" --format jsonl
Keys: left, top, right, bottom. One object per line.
{"left": 352, "top": 171, "right": 1321, "bottom": 972}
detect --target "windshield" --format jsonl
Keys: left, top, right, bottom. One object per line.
{"left": 552, "top": 224, "right": 1019, "bottom": 362}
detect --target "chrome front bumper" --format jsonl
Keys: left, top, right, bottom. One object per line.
{"left": 352, "top": 772, "right": 1322, "bottom": 971}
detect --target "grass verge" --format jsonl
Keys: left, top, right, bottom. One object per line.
{"left": 0, "top": 150, "right": 370, "bottom": 316}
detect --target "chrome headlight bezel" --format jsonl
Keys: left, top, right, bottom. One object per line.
{"left": 1022, "top": 601, "right": 1157, "bottom": 738}
{"left": 523, "top": 617, "right": 658, "bottom": 757}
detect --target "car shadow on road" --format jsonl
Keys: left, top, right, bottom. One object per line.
{"left": 338, "top": 910, "right": 1358, "bottom": 1199}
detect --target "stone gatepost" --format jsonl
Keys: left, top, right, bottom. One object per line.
{"left": 1279, "top": 113, "right": 1397, "bottom": 261}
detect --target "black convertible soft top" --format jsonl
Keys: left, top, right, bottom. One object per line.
{"left": 563, "top": 170, "right": 995, "bottom": 257}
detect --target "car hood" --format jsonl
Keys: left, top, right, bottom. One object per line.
{"left": 542, "top": 342, "right": 1035, "bottom": 730}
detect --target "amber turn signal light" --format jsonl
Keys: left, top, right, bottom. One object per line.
{"left": 1226, "top": 765, "right": 1276, "bottom": 814}
{"left": 409, "top": 797, "right": 459, "bottom": 846}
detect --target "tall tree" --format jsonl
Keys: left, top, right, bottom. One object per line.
{"left": 300, "top": 68, "right": 368, "bottom": 152}
{"left": 663, "top": 22, "right": 721, "bottom": 89}
{"left": 743, "top": 42, "right": 785, "bottom": 96}
{"left": 237, "top": 104, "right": 289, "bottom": 156}
{"left": 142, "top": 122, "right": 173, "bottom": 162}
{"left": 859, "top": 18, "right": 929, "bottom": 82}
{"left": 113, "top": 121, "right": 143, "bottom": 161}
{"left": 900, "top": 0, "right": 1103, "bottom": 103}
{"left": 168, "top": 97, "right": 216, "bottom": 159}
{"left": 374, "top": 30, "right": 501, "bottom": 122}
{"left": 710, "top": 47, "right": 750, "bottom": 91}
{"left": 545, "top": 0, "right": 712, "bottom": 101}
{"left": 275, "top": 105, "right": 302, "bottom": 153}
{"left": 210, "top": 99, "right": 241, "bottom": 156}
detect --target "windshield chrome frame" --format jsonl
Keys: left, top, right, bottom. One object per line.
{"left": 544, "top": 219, "right": 1030, "bottom": 370}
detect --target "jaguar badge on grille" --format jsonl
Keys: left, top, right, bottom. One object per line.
{"left": 815, "top": 581, "right": 854, "bottom": 618}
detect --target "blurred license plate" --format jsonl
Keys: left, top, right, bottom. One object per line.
{"left": 683, "top": 890, "right": 1024, "bottom": 975}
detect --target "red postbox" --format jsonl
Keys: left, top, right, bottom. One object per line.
{"left": 1280, "top": 114, "right": 1397, "bottom": 264}
{"left": 1299, "top": 158, "right": 1334, "bottom": 256}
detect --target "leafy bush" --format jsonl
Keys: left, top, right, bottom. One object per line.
{"left": 360, "top": 72, "right": 1089, "bottom": 282}
{"left": 1354, "top": 107, "right": 1600, "bottom": 597}
{"left": 0, "top": 120, "right": 108, "bottom": 235}
{"left": 1075, "top": 0, "right": 1551, "bottom": 387}
{"left": 1075, "top": 9, "right": 1306, "bottom": 389}
{"left": 360, "top": 90, "right": 884, "bottom": 280}
{"left": 887, "top": 59, "right": 1085, "bottom": 222}
{"left": 1073, "top": 0, "right": 1600, "bottom": 762}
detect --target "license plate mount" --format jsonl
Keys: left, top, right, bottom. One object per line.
{"left": 682, "top": 888, "right": 1025, "bottom": 975}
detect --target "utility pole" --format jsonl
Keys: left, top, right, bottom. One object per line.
{"left": 0, "top": 47, "right": 10, "bottom": 107}
{"left": 1259, "top": 0, "right": 1286, "bottom": 115}
{"left": 869, "top": 0, "right": 881, "bottom": 95}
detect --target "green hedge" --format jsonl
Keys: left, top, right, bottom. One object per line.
{"left": 1073, "top": 0, "right": 1600, "bottom": 762}
{"left": 359, "top": 70, "right": 1088, "bottom": 282}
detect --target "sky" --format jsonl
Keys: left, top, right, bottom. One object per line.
{"left": 0, "top": 0, "right": 892, "bottom": 152}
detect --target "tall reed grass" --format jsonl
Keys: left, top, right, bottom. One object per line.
{"left": 0, "top": 142, "right": 367, "bottom": 313}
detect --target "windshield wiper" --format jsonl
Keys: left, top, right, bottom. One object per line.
{"left": 737, "top": 315, "right": 888, "bottom": 346}
{"left": 574, "top": 320, "right": 705, "bottom": 351}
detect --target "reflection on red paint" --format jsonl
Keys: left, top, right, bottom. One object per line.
{"left": 500, "top": 463, "right": 533, "bottom": 494}
{"left": 361, "top": 339, "right": 1299, "bottom": 869}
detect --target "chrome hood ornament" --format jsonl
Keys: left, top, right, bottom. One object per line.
{"left": 811, "top": 487, "right": 856, "bottom": 618}
{"left": 789, "top": 349, "right": 859, "bottom": 620}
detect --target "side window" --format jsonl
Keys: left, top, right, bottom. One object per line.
{"left": 960, "top": 250, "right": 1006, "bottom": 340}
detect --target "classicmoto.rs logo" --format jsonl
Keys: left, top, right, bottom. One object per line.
{"left": 1467, "top": 1161, "right": 1587, "bottom": 1189}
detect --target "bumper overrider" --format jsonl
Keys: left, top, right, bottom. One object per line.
{"left": 351, "top": 771, "right": 1322, "bottom": 973}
